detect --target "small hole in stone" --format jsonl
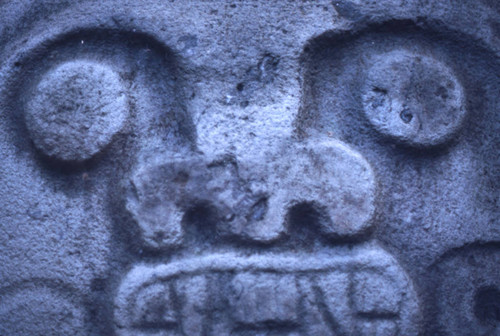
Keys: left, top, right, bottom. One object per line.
{"left": 372, "top": 86, "right": 388, "bottom": 94}
{"left": 400, "top": 108, "right": 413, "bottom": 123}
{"left": 474, "top": 285, "right": 500, "bottom": 324}
{"left": 435, "top": 85, "right": 449, "bottom": 99}
{"left": 247, "top": 197, "right": 268, "bottom": 222}
{"left": 236, "top": 82, "right": 244, "bottom": 92}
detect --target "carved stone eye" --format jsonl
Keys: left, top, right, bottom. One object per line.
{"left": 361, "top": 50, "right": 466, "bottom": 147}
{"left": 24, "top": 60, "right": 128, "bottom": 162}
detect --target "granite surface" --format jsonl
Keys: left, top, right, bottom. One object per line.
{"left": 0, "top": 1, "right": 498, "bottom": 335}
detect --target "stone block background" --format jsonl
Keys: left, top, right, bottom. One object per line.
{"left": 0, "top": 1, "right": 498, "bottom": 335}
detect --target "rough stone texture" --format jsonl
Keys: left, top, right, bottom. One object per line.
{"left": 361, "top": 50, "right": 466, "bottom": 147}
{"left": 0, "top": 1, "right": 498, "bottom": 335}
{"left": 125, "top": 139, "right": 376, "bottom": 249}
{"left": 25, "top": 60, "right": 128, "bottom": 162}
{"left": 114, "top": 246, "right": 419, "bottom": 335}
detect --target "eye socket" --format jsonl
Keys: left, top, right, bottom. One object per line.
{"left": 296, "top": 22, "right": 495, "bottom": 152}
{"left": 3, "top": 28, "right": 192, "bottom": 167}
{"left": 24, "top": 60, "right": 128, "bottom": 162}
{"left": 430, "top": 244, "right": 500, "bottom": 335}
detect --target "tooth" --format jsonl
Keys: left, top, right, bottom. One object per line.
{"left": 175, "top": 275, "right": 208, "bottom": 336}
{"left": 352, "top": 271, "right": 402, "bottom": 316}
{"left": 229, "top": 273, "right": 299, "bottom": 326}
{"left": 314, "top": 272, "right": 354, "bottom": 334}
{"left": 130, "top": 282, "right": 176, "bottom": 328}
{"left": 296, "top": 277, "right": 333, "bottom": 335}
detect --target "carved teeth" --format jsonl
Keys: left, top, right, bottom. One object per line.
{"left": 114, "top": 247, "right": 418, "bottom": 335}
{"left": 229, "top": 273, "right": 299, "bottom": 327}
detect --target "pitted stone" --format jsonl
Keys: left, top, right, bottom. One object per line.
{"left": 126, "top": 138, "right": 376, "bottom": 248}
{"left": 429, "top": 244, "right": 500, "bottom": 336}
{"left": 24, "top": 60, "right": 128, "bottom": 162}
{"left": 357, "top": 320, "right": 398, "bottom": 336}
{"left": 126, "top": 155, "right": 275, "bottom": 248}
{"left": 175, "top": 275, "right": 208, "bottom": 336}
{"left": 0, "top": 1, "right": 497, "bottom": 335}
{"left": 130, "top": 282, "right": 176, "bottom": 329}
{"left": 353, "top": 271, "right": 402, "bottom": 315}
{"left": 274, "top": 139, "right": 377, "bottom": 238}
{"left": 362, "top": 49, "right": 466, "bottom": 147}
{"left": 229, "top": 273, "right": 299, "bottom": 326}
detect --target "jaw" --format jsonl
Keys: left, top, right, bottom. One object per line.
{"left": 114, "top": 245, "right": 420, "bottom": 336}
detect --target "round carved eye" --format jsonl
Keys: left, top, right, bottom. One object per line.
{"left": 361, "top": 49, "right": 466, "bottom": 147}
{"left": 24, "top": 60, "right": 128, "bottom": 162}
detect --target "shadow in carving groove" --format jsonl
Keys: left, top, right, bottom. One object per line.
{"left": 424, "top": 242, "right": 500, "bottom": 336}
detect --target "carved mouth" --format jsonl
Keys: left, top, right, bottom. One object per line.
{"left": 114, "top": 247, "right": 415, "bottom": 335}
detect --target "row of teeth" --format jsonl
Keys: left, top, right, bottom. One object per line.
{"left": 114, "top": 251, "right": 406, "bottom": 335}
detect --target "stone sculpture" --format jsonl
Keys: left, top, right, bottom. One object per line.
{"left": 115, "top": 138, "right": 420, "bottom": 335}
{"left": 0, "top": 1, "right": 497, "bottom": 335}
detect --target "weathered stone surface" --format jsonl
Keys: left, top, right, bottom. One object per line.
{"left": 114, "top": 245, "right": 420, "bottom": 335}
{"left": 25, "top": 60, "right": 128, "bottom": 162}
{"left": 116, "top": 138, "right": 415, "bottom": 335}
{"left": 126, "top": 138, "right": 375, "bottom": 249}
{"left": 427, "top": 243, "right": 500, "bottom": 335}
{"left": 0, "top": 1, "right": 498, "bottom": 335}
{"left": 361, "top": 49, "right": 466, "bottom": 147}
{"left": 0, "top": 281, "right": 87, "bottom": 336}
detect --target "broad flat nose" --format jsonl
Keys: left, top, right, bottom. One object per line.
{"left": 124, "top": 136, "right": 376, "bottom": 250}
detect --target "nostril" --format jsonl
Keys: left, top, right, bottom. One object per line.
{"left": 154, "top": 231, "right": 165, "bottom": 243}
{"left": 287, "top": 202, "right": 323, "bottom": 238}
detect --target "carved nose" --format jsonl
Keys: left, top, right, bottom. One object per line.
{"left": 125, "top": 138, "right": 376, "bottom": 250}
{"left": 126, "top": 154, "right": 289, "bottom": 249}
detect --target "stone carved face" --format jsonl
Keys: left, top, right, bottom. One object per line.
{"left": 1, "top": 2, "right": 496, "bottom": 336}
{"left": 115, "top": 139, "right": 420, "bottom": 335}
